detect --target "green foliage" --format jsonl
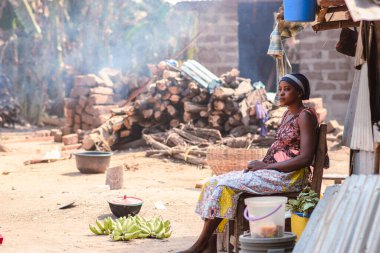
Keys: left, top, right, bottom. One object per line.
{"left": 286, "top": 187, "right": 320, "bottom": 215}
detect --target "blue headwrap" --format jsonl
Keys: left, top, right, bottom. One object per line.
{"left": 280, "top": 73, "right": 310, "bottom": 100}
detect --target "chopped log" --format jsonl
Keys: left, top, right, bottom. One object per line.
{"left": 169, "top": 94, "right": 181, "bottom": 104}
{"left": 221, "top": 68, "right": 240, "bottom": 84}
{"left": 162, "top": 70, "right": 178, "bottom": 79}
{"left": 146, "top": 149, "right": 206, "bottom": 157}
{"left": 162, "top": 92, "right": 172, "bottom": 100}
{"left": 156, "top": 79, "right": 167, "bottom": 91}
{"left": 221, "top": 135, "right": 256, "bottom": 148}
{"left": 120, "top": 130, "right": 131, "bottom": 138}
{"left": 166, "top": 105, "right": 178, "bottom": 117}
{"left": 183, "top": 112, "right": 193, "bottom": 122}
{"left": 170, "top": 119, "right": 180, "bottom": 128}
{"left": 181, "top": 124, "right": 222, "bottom": 140}
{"left": 160, "top": 101, "right": 170, "bottom": 112}
{"left": 194, "top": 119, "right": 207, "bottom": 128}
{"left": 165, "top": 132, "right": 186, "bottom": 147}
{"left": 229, "top": 125, "right": 259, "bottom": 137}
{"left": 200, "top": 110, "right": 209, "bottom": 118}
{"left": 168, "top": 86, "right": 181, "bottom": 95}
{"left": 123, "top": 116, "right": 138, "bottom": 129}
{"left": 154, "top": 110, "right": 162, "bottom": 120}
{"left": 112, "top": 119, "right": 124, "bottom": 132}
{"left": 183, "top": 101, "right": 208, "bottom": 113}
{"left": 142, "top": 109, "right": 154, "bottom": 119}
{"left": 111, "top": 106, "right": 135, "bottom": 116}
{"left": 213, "top": 100, "right": 225, "bottom": 111}
{"left": 228, "top": 116, "right": 242, "bottom": 126}
{"left": 192, "top": 92, "right": 208, "bottom": 103}
{"left": 213, "top": 87, "right": 235, "bottom": 98}
{"left": 171, "top": 128, "right": 209, "bottom": 144}
{"left": 111, "top": 138, "right": 148, "bottom": 150}
{"left": 208, "top": 114, "right": 222, "bottom": 128}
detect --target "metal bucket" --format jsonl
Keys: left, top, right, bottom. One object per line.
{"left": 239, "top": 232, "right": 296, "bottom": 253}
{"left": 74, "top": 151, "right": 113, "bottom": 174}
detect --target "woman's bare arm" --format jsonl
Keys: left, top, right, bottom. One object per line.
{"left": 246, "top": 111, "right": 318, "bottom": 173}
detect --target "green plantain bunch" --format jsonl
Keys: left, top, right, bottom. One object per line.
{"left": 89, "top": 215, "right": 172, "bottom": 241}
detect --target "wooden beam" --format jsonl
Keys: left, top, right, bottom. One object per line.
{"left": 318, "top": 0, "right": 346, "bottom": 7}
{"left": 312, "top": 20, "right": 360, "bottom": 31}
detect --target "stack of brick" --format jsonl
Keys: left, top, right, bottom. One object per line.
{"left": 63, "top": 74, "right": 119, "bottom": 134}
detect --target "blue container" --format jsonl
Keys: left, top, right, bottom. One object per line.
{"left": 284, "top": 0, "right": 316, "bottom": 22}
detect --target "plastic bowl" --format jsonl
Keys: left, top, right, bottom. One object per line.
{"left": 107, "top": 195, "right": 143, "bottom": 218}
{"left": 74, "top": 151, "right": 113, "bottom": 174}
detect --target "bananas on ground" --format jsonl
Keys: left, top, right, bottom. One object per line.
{"left": 89, "top": 217, "right": 115, "bottom": 235}
{"left": 89, "top": 215, "right": 172, "bottom": 241}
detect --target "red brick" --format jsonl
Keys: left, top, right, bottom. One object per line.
{"left": 328, "top": 72, "right": 348, "bottom": 81}
{"left": 315, "top": 82, "right": 336, "bottom": 90}
{"left": 92, "top": 114, "right": 111, "bottom": 128}
{"left": 90, "top": 86, "right": 114, "bottom": 95}
{"left": 88, "top": 94, "right": 114, "bottom": 105}
{"left": 75, "top": 105, "right": 83, "bottom": 115}
{"left": 78, "top": 96, "right": 88, "bottom": 108}
{"left": 70, "top": 86, "right": 91, "bottom": 98}
{"left": 74, "top": 114, "right": 81, "bottom": 124}
{"left": 81, "top": 112, "right": 94, "bottom": 125}
{"left": 62, "top": 134, "right": 78, "bottom": 145}
{"left": 64, "top": 98, "right": 78, "bottom": 109}
{"left": 61, "top": 125, "right": 72, "bottom": 136}
{"left": 54, "top": 132, "right": 63, "bottom": 142}
{"left": 74, "top": 74, "right": 104, "bottom": 87}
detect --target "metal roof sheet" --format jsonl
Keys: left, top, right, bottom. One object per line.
{"left": 294, "top": 175, "right": 380, "bottom": 253}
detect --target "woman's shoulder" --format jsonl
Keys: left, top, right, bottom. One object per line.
{"left": 298, "top": 107, "right": 318, "bottom": 126}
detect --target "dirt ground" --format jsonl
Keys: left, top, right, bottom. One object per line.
{"left": 0, "top": 128, "right": 350, "bottom": 253}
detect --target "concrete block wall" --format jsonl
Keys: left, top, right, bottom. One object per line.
{"left": 299, "top": 27, "right": 354, "bottom": 123}
{"left": 188, "top": 2, "right": 240, "bottom": 75}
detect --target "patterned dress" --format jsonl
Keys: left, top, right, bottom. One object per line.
{"left": 195, "top": 108, "right": 317, "bottom": 230}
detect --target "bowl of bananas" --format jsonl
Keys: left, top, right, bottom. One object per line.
{"left": 107, "top": 195, "right": 143, "bottom": 218}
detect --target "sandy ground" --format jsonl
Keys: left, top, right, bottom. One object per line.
{"left": 0, "top": 129, "right": 350, "bottom": 253}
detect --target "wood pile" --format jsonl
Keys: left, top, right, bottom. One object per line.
{"left": 0, "top": 74, "right": 23, "bottom": 128}
{"left": 81, "top": 63, "right": 274, "bottom": 151}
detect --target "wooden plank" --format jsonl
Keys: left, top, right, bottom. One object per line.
{"left": 375, "top": 143, "right": 380, "bottom": 174}
{"left": 312, "top": 124, "right": 327, "bottom": 195}
{"left": 318, "top": 0, "right": 346, "bottom": 7}
{"left": 312, "top": 20, "right": 360, "bottom": 31}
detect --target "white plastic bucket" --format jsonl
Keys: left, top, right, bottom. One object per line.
{"left": 244, "top": 196, "right": 288, "bottom": 238}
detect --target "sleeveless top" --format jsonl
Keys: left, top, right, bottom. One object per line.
{"left": 262, "top": 107, "right": 318, "bottom": 165}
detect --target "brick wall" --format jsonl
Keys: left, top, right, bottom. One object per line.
{"left": 175, "top": 2, "right": 353, "bottom": 123}
{"left": 299, "top": 27, "right": 354, "bottom": 123}
{"left": 193, "top": 2, "right": 239, "bottom": 75}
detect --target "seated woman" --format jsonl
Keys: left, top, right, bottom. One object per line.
{"left": 179, "top": 73, "right": 319, "bottom": 253}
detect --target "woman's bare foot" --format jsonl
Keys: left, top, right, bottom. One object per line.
{"left": 177, "top": 242, "right": 206, "bottom": 253}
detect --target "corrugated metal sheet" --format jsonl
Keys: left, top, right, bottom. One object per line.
{"left": 293, "top": 175, "right": 380, "bottom": 253}
{"left": 342, "top": 63, "right": 374, "bottom": 152}
{"left": 345, "top": 0, "right": 380, "bottom": 22}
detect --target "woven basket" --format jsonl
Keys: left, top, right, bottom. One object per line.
{"left": 206, "top": 147, "right": 268, "bottom": 175}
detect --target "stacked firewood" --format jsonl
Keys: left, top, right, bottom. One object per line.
{"left": 82, "top": 64, "right": 273, "bottom": 150}
{"left": 63, "top": 74, "right": 119, "bottom": 135}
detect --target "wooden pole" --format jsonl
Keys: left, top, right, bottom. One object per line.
{"left": 312, "top": 20, "right": 360, "bottom": 31}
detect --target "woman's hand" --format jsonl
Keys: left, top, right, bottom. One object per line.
{"left": 244, "top": 160, "right": 268, "bottom": 173}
